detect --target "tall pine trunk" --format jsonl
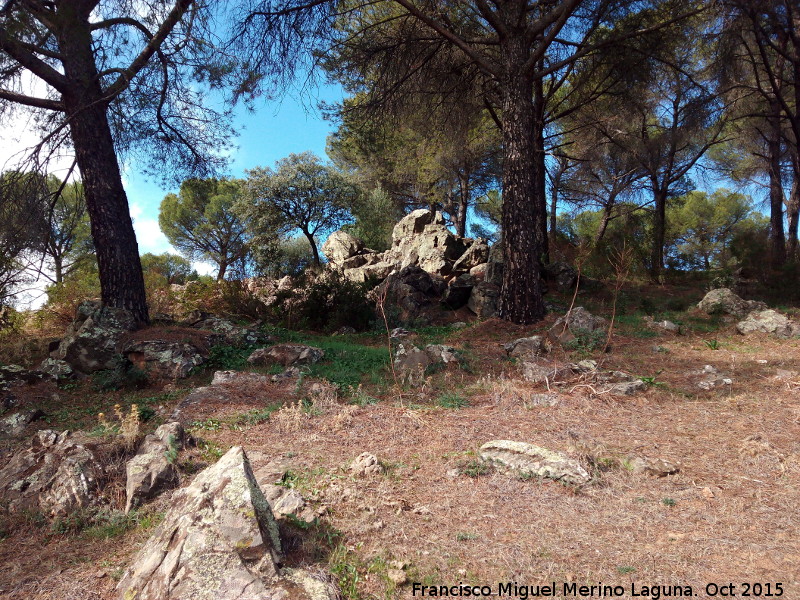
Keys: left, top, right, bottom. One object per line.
{"left": 650, "top": 186, "right": 668, "bottom": 282}
{"left": 57, "top": 6, "right": 149, "bottom": 324}
{"left": 767, "top": 103, "right": 786, "bottom": 269}
{"left": 533, "top": 70, "right": 548, "bottom": 264}
{"left": 499, "top": 38, "right": 546, "bottom": 324}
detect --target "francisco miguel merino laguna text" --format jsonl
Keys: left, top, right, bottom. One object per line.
{"left": 411, "top": 581, "right": 698, "bottom": 598}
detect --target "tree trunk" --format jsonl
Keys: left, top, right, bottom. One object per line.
{"left": 650, "top": 187, "right": 668, "bottom": 282}
{"left": 787, "top": 174, "right": 799, "bottom": 262}
{"left": 595, "top": 203, "right": 614, "bottom": 245}
{"left": 217, "top": 262, "right": 228, "bottom": 281}
{"left": 456, "top": 172, "right": 469, "bottom": 238}
{"left": 767, "top": 103, "right": 786, "bottom": 268}
{"left": 533, "top": 69, "right": 548, "bottom": 264}
{"left": 498, "top": 39, "right": 546, "bottom": 325}
{"left": 305, "top": 230, "right": 321, "bottom": 267}
{"left": 57, "top": 8, "right": 149, "bottom": 324}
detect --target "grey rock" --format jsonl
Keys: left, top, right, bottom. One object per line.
{"left": 549, "top": 307, "right": 607, "bottom": 345}
{"left": 697, "top": 288, "right": 767, "bottom": 319}
{"left": 504, "top": 336, "right": 548, "bottom": 360}
{"left": 609, "top": 380, "right": 648, "bottom": 395}
{"left": 117, "top": 447, "right": 337, "bottom": 600}
{"left": 520, "top": 360, "right": 574, "bottom": 383}
{"left": 350, "top": 452, "right": 384, "bottom": 476}
{"left": 0, "top": 430, "right": 103, "bottom": 518}
{"left": 627, "top": 456, "right": 680, "bottom": 477}
{"left": 248, "top": 344, "right": 324, "bottom": 367}
{"left": 479, "top": 440, "right": 590, "bottom": 485}
{"left": 467, "top": 281, "right": 500, "bottom": 318}
{"left": 393, "top": 343, "right": 433, "bottom": 378}
{"left": 125, "top": 422, "right": 184, "bottom": 513}
{"left": 0, "top": 364, "right": 44, "bottom": 385}
{"left": 193, "top": 317, "right": 270, "bottom": 347}
{"left": 0, "top": 408, "right": 44, "bottom": 437}
{"left": 211, "top": 370, "right": 270, "bottom": 386}
{"left": 736, "top": 309, "right": 800, "bottom": 338}
{"left": 271, "top": 367, "right": 302, "bottom": 382}
{"left": 122, "top": 339, "right": 206, "bottom": 379}
{"left": 38, "top": 358, "right": 74, "bottom": 381}
{"left": 543, "top": 261, "right": 578, "bottom": 292}
{"left": 322, "top": 230, "right": 365, "bottom": 265}
{"left": 452, "top": 239, "right": 489, "bottom": 272}
{"left": 441, "top": 277, "right": 474, "bottom": 309}
{"left": 424, "top": 344, "right": 461, "bottom": 364}
{"left": 50, "top": 302, "right": 138, "bottom": 374}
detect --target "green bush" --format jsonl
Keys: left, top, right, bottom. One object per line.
{"left": 92, "top": 357, "right": 148, "bottom": 391}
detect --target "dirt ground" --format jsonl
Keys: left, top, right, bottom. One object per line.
{"left": 1, "top": 291, "right": 799, "bottom": 600}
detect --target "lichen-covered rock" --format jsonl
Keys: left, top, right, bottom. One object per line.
{"left": 520, "top": 359, "right": 574, "bottom": 383}
{"left": 609, "top": 379, "right": 648, "bottom": 395}
{"left": 504, "top": 336, "right": 548, "bottom": 360}
{"left": 118, "top": 447, "right": 284, "bottom": 600}
{"left": 211, "top": 370, "right": 271, "bottom": 386}
{"left": 627, "top": 456, "right": 680, "bottom": 477}
{"left": 37, "top": 358, "right": 74, "bottom": 381}
{"left": 467, "top": 281, "right": 500, "bottom": 318}
{"left": 322, "top": 230, "right": 365, "bottom": 265}
{"left": 479, "top": 440, "right": 590, "bottom": 485}
{"left": 0, "top": 408, "right": 43, "bottom": 437}
{"left": 0, "top": 430, "right": 103, "bottom": 518}
{"left": 736, "top": 309, "right": 800, "bottom": 338}
{"left": 424, "top": 344, "right": 461, "bottom": 364}
{"left": 388, "top": 210, "right": 467, "bottom": 275}
{"left": 50, "top": 301, "right": 138, "bottom": 374}
{"left": 393, "top": 343, "right": 433, "bottom": 376}
{"left": 549, "top": 307, "right": 607, "bottom": 345}
{"left": 350, "top": 452, "right": 384, "bottom": 476}
{"left": 0, "top": 364, "right": 44, "bottom": 384}
{"left": 643, "top": 317, "right": 681, "bottom": 333}
{"left": 697, "top": 288, "right": 767, "bottom": 318}
{"left": 248, "top": 344, "right": 324, "bottom": 367}
{"left": 125, "top": 422, "right": 184, "bottom": 513}
{"left": 192, "top": 317, "right": 270, "bottom": 347}
{"left": 121, "top": 339, "right": 206, "bottom": 379}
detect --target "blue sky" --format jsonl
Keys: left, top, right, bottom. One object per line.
{"left": 124, "top": 82, "right": 345, "bottom": 270}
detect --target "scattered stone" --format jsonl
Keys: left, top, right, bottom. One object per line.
{"left": 211, "top": 370, "right": 270, "bottom": 386}
{"left": 50, "top": 301, "right": 138, "bottom": 374}
{"left": 390, "top": 327, "right": 410, "bottom": 338}
{"left": 125, "top": 422, "right": 184, "bottom": 513}
{"left": 627, "top": 456, "right": 680, "bottom": 477}
{"left": 0, "top": 408, "right": 44, "bottom": 437}
{"left": 479, "top": 440, "right": 590, "bottom": 485}
{"left": 609, "top": 380, "right": 648, "bottom": 395}
{"left": 0, "top": 430, "right": 103, "bottom": 518}
{"left": 248, "top": 344, "right": 324, "bottom": 367}
{"left": 450, "top": 322, "right": 468, "bottom": 329}
{"left": 0, "top": 364, "right": 44, "bottom": 385}
{"left": 643, "top": 316, "right": 681, "bottom": 333}
{"left": 350, "top": 452, "right": 384, "bottom": 476}
{"left": 736, "top": 309, "right": 800, "bottom": 338}
{"left": 335, "top": 325, "right": 356, "bottom": 335}
{"left": 192, "top": 317, "right": 270, "bottom": 347}
{"left": 117, "top": 447, "right": 336, "bottom": 600}
{"left": 271, "top": 367, "right": 301, "bottom": 383}
{"left": 503, "top": 336, "right": 548, "bottom": 360}
{"left": 520, "top": 359, "right": 573, "bottom": 383}
{"left": 37, "top": 358, "right": 74, "bottom": 381}
{"left": 467, "top": 281, "right": 500, "bottom": 318}
{"left": 121, "top": 339, "right": 206, "bottom": 379}
{"left": 549, "top": 307, "right": 607, "bottom": 345}
{"left": 424, "top": 344, "right": 461, "bottom": 364}
{"left": 393, "top": 343, "right": 433, "bottom": 376}
{"left": 697, "top": 288, "right": 767, "bottom": 319}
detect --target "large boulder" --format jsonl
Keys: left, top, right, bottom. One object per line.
{"left": 441, "top": 274, "right": 476, "bottom": 310}
{"left": 117, "top": 447, "right": 337, "bottom": 600}
{"left": 247, "top": 344, "right": 324, "bottom": 367}
{"left": 371, "top": 265, "right": 446, "bottom": 323}
{"left": 0, "top": 408, "right": 44, "bottom": 437}
{"left": 484, "top": 241, "right": 504, "bottom": 287}
{"left": 479, "top": 440, "right": 591, "bottom": 485}
{"left": 697, "top": 288, "right": 767, "bottom": 318}
{"left": 50, "top": 301, "right": 138, "bottom": 374}
{"left": 0, "top": 430, "right": 103, "bottom": 518}
{"left": 504, "top": 336, "right": 549, "bottom": 360}
{"left": 322, "top": 230, "right": 365, "bottom": 265}
{"left": 121, "top": 339, "right": 206, "bottom": 379}
{"left": 452, "top": 239, "right": 489, "bottom": 272}
{"left": 125, "top": 422, "right": 184, "bottom": 513}
{"left": 543, "top": 261, "right": 578, "bottom": 292}
{"left": 192, "top": 317, "right": 271, "bottom": 347}
{"left": 736, "top": 309, "right": 800, "bottom": 338}
{"left": 388, "top": 209, "right": 467, "bottom": 276}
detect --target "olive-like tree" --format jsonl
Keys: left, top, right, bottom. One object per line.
{"left": 242, "top": 152, "right": 357, "bottom": 268}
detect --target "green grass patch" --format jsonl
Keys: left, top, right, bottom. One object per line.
{"left": 436, "top": 392, "right": 468, "bottom": 409}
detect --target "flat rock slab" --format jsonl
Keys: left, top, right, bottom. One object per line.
{"left": 479, "top": 440, "right": 590, "bottom": 485}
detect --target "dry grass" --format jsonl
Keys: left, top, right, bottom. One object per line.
{"left": 1, "top": 295, "right": 799, "bottom": 599}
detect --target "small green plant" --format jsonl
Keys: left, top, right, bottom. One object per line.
{"left": 639, "top": 371, "right": 665, "bottom": 388}
{"left": 196, "top": 439, "right": 224, "bottom": 461}
{"left": 92, "top": 357, "right": 148, "bottom": 391}
{"left": 164, "top": 434, "right": 179, "bottom": 464}
{"left": 232, "top": 404, "right": 282, "bottom": 426}
{"left": 348, "top": 385, "right": 378, "bottom": 406}
{"left": 456, "top": 532, "right": 479, "bottom": 541}
{"left": 563, "top": 327, "right": 607, "bottom": 356}
{"left": 617, "top": 566, "right": 636, "bottom": 575}
{"left": 189, "top": 418, "right": 222, "bottom": 432}
{"left": 436, "top": 392, "right": 468, "bottom": 409}
{"left": 704, "top": 339, "right": 720, "bottom": 350}
{"left": 204, "top": 344, "right": 256, "bottom": 371}
{"left": 662, "top": 497, "right": 676, "bottom": 507}
{"left": 460, "top": 459, "right": 490, "bottom": 478}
